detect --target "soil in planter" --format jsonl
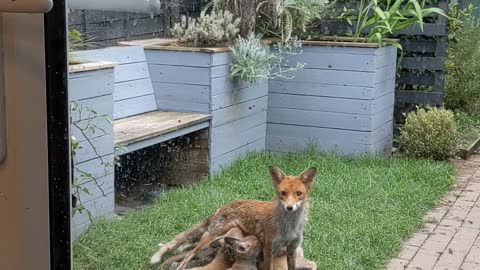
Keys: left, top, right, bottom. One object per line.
{"left": 114, "top": 129, "right": 209, "bottom": 215}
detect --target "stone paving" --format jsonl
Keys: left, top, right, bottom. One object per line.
{"left": 386, "top": 154, "right": 480, "bottom": 270}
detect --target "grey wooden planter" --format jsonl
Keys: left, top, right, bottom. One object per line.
{"left": 267, "top": 41, "right": 397, "bottom": 156}
{"left": 69, "top": 62, "right": 115, "bottom": 240}
{"left": 143, "top": 46, "right": 268, "bottom": 173}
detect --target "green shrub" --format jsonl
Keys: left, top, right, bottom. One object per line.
{"left": 399, "top": 107, "right": 459, "bottom": 160}
{"left": 444, "top": 4, "right": 480, "bottom": 116}
{"left": 171, "top": 10, "right": 240, "bottom": 47}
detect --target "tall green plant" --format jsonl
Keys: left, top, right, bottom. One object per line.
{"left": 353, "top": 0, "right": 447, "bottom": 49}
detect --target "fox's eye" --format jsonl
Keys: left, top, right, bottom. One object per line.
{"left": 280, "top": 191, "right": 287, "bottom": 196}
{"left": 296, "top": 191, "right": 303, "bottom": 196}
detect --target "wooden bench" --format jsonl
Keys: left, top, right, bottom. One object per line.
{"left": 72, "top": 46, "right": 212, "bottom": 156}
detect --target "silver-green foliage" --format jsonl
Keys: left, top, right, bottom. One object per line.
{"left": 230, "top": 34, "right": 304, "bottom": 85}
{"left": 399, "top": 107, "right": 459, "bottom": 160}
{"left": 171, "top": 10, "right": 240, "bottom": 47}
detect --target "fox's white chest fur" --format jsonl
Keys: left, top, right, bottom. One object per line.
{"left": 271, "top": 201, "right": 307, "bottom": 256}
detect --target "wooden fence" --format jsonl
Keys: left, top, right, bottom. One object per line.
{"left": 68, "top": 0, "right": 201, "bottom": 48}
{"left": 315, "top": 0, "right": 449, "bottom": 123}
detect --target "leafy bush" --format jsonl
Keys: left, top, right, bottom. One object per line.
{"left": 229, "top": 34, "right": 304, "bottom": 84}
{"left": 455, "top": 111, "right": 480, "bottom": 149}
{"left": 399, "top": 107, "right": 459, "bottom": 160}
{"left": 444, "top": 4, "right": 480, "bottom": 115}
{"left": 171, "top": 10, "right": 240, "bottom": 47}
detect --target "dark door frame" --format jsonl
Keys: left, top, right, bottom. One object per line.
{"left": 44, "top": 0, "right": 71, "bottom": 269}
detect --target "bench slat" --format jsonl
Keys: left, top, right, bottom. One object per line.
{"left": 114, "top": 111, "right": 211, "bottom": 148}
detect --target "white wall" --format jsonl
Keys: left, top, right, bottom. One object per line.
{"left": 0, "top": 13, "right": 50, "bottom": 270}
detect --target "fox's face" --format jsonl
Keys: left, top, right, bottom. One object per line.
{"left": 224, "top": 235, "right": 261, "bottom": 259}
{"left": 269, "top": 166, "right": 316, "bottom": 212}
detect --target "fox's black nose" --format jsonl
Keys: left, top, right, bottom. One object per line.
{"left": 286, "top": 206, "right": 293, "bottom": 211}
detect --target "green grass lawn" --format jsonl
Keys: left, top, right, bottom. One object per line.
{"left": 73, "top": 151, "right": 454, "bottom": 270}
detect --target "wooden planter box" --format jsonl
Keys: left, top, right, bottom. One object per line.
{"left": 129, "top": 41, "right": 268, "bottom": 173}
{"left": 457, "top": 136, "right": 480, "bottom": 160}
{"left": 267, "top": 40, "right": 397, "bottom": 156}
{"left": 69, "top": 61, "right": 116, "bottom": 240}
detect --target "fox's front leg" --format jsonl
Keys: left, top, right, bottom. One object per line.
{"left": 287, "top": 238, "right": 301, "bottom": 270}
{"left": 260, "top": 238, "right": 274, "bottom": 270}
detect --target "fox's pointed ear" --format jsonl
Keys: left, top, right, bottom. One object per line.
{"left": 269, "top": 166, "right": 286, "bottom": 186}
{"left": 224, "top": 237, "right": 238, "bottom": 247}
{"left": 300, "top": 167, "right": 316, "bottom": 187}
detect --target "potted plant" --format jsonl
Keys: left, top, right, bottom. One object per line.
{"left": 265, "top": 0, "right": 447, "bottom": 156}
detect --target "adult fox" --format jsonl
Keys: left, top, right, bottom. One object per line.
{"left": 151, "top": 166, "right": 316, "bottom": 270}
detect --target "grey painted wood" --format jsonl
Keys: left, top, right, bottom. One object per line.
{"left": 114, "top": 94, "right": 157, "bottom": 119}
{"left": 71, "top": 46, "right": 147, "bottom": 64}
{"left": 155, "top": 100, "right": 210, "bottom": 114}
{"left": 211, "top": 123, "right": 266, "bottom": 158}
{"left": 212, "top": 111, "right": 267, "bottom": 139}
{"left": 283, "top": 51, "right": 396, "bottom": 71}
{"left": 71, "top": 94, "right": 114, "bottom": 122}
{"left": 72, "top": 191, "right": 115, "bottom": 229}
{"left": 74, "top": 134, "right": 115, "bottom": 164}
{"left": 69, "top": 70, "right": 115, "bottom": 101}
{"left": 74, "top": 155, "right": 115, "bottom": 183}
{"left": 75, "top": 174, "right": 114, "bottom": 205}
{"left": 71, "top": 115, "right": 113, "bottom": 143}
{"left": 115, "top": 62, "right": 151, "bottom": 83}
{"left": 274, "top": 64, "right": 395, "bottom": 87}
{"left": 267, "top": 121, "right": 393, "bottom": 147}
{"left": 269, "top": 78, "right": 395, "bottom": 100}
{"left": 145, "top": 50, "right": 212, "bottom": 67}
{"left": 211, "top": 52, "right": 233, "bottom": 66}
{"left": 268, "top": 106, "right": 394, "bottom": 131}
{"left": 211, "top": 76, "right": 266, "bottom": 95}
{"left": 118, "top": 122, "right": 210, "bottom": 155}
{"left": 212, "top": 96, "right": 268, "bottom": 127}
{"left": 211, "top": 83, "right": 268, "bottom": 111}
{"left": 114, "top": 78, "right": 155, "bottom": 101}
{"left": 301, "top": 44, "right": 396, "bottom": 55}
{"left": 210, "top": 64, "right": 231, "bottom": 78}
{"left": 152, "top": 82, "right": 210, "bottom": 104}
{"left": 149, "top": 64, "right": 210, "bottom": 85}
{"left": 69, "top": 68, "right": 113, "bottom": 79}
{"left": 268, "top": 92, "right": 394, "bottom": 115}
{"left": 210, "top": 137, "right": 265, "bottom": 174}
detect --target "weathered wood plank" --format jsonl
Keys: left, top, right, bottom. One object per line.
{"left": 74, "top": 134, "right": 115, "bottom": 164}
{"left": 152, "top": 82, "right": 210, "bottom": 104}
{"left": 69, "top": 71, "right": 115, "bottom": 101}
{"left": 274, "top": 64, "right": 395, "bottom": 87}
{"left": 395, "top": 91, "right": 443, "bottom": 105}
{"left": 210, "top": 137, "right": 265, "bottom": 174}
{"left": 115, "top": 62, "right": 151, "bottom": 83}
{"left": 149, "top": 64, "right": 210, "bottom": 85}
{"left": 300, "top": 43, "right": 395, "bottom": 55}
{"left": 400, "top": 57, "right": 445, "bottom": 70}
{"left": 268, "top": 92, "right": 394, "bottom": 115}
{"left": 114, "top": 94, "right": 157, "bottom": 119}
{"left": 70, "top": 46, "right": 147, "bottom": 64}
{"left": 71, "top": 94, "right": 114, "bottom": 122}
{"left": 145, "top": 49, "right": 212, "bottom": 66}
{"left": 267, "top": 121, "right": 393, "bottom": 146}
{"left": 211, "top": 96, "right": 268, "bottom": 127}
{"left": 114, "top": 78, "right": 155, "bottom": 101}
{"left": 211, "top": 123, "right": 266, "bottom": 158}
{"left": 114, "top": 111, "right": 211, "bottom": 146}
{"left": 211, "top": 83, "right": 268, "bottom": 111}
{"left": 74, "top": 155, "right": 115, "bottom": 183}
{"left": 69, "top": 62, "right": 116, "bottom": 74}
{"left": 268, "top": 106, "right": 394, "bottom": 131}
{"left": 156, "top": 100, "right": 210, "bottom": 114}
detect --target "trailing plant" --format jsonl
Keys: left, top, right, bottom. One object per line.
{"left": 444, "top": 3, "right": 480, "bottom": 116}
{"left": 70, "top": 102, "right": 127, "bottom": 220}
{"left": 68, "top": 29, "right": 97, "bottom": 64}
{"left": 229, "top": 33, "right": 304, "bottom": 84}
{"left": 256, "top": 0, "right": 331, "bottom": 41}
{"left": 171, "top": 9, "right": 240, "bottom": 47}
{"left": 399, "top": 106, "right": 459, "bottom": 160}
